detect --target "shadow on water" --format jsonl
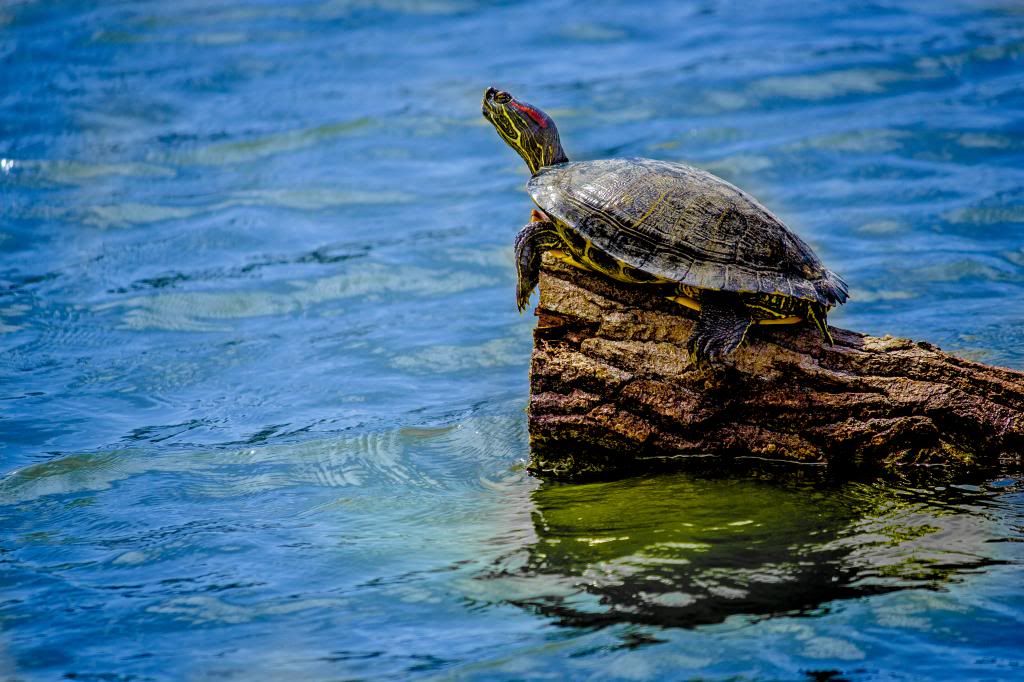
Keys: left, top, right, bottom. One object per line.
{"left": 479, "top": 472, "right": 1017, "bottom": 632}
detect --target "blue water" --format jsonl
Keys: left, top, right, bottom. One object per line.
{"left": 2, "top": 1, "right": 1024, "bottom": 679}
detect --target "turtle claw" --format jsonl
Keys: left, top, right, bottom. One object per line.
{"left": 687, "top": 292, "right": 752, "bottom": 371}
{"left": 516, "top": 284, "right": 534, "bottom": 313}
{"left": 514, "top": 219, "right": 559, "bottom": 314}
{"left": 687, "top": 332, "right": 736, "bottom": 371}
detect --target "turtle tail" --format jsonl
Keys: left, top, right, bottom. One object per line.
{"left": 806, "top": 302, "right": 834, "bottom": 346}
{"left": 815, "top": 269, "right": 849, "bottom": 306}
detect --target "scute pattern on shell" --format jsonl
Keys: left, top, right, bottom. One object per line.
{"left": 528, "top": 158, "right": 848, "bottom": 306}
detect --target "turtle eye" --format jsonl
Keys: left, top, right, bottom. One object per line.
{"left": 493, "top": 91, "right": 511, "bottom": 104}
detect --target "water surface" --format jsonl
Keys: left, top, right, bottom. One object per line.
{"left": 2, "top": 1, "right": 1024, "bottom": 679}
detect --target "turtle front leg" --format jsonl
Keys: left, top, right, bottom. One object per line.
{"left": 686, "top": 290, "right": 753, "bottom": 368}
{"left": 514, "top": 219, "right": 562, "bottom": 312}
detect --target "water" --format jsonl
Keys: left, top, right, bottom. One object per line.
{"left": 2, "top": 0, "right": 1023, "bottom": 678}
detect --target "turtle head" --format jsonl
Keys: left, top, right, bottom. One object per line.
{"left": 482, "top": 87, "right": 568, "bottom": 175}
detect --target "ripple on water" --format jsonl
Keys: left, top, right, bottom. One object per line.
{"left": 786, "top": 128, "right": 912, "bottom": 153}
{"left": 61, "top": 188, "right": 418, "bottom": 230}
{"left": 96, "top": 263, "right": 497, "bottom": 331}
{"left": 3, "top": 301, "right": 110, "bottom": 372}
{"left": 10, "top": 159, "right": 176, "bottom": 185}
{"left": 754, "top": 67, "right": 912, "bottom": 101}
{"left": 147, "top": 595, "right": 347, "bottom": 625}
{"left": 0, "top": 408, "right": 527, "bottom": 511}
{"left": 946, "top": 204, "right": 1024, "bottom": 228}
{"left": 180, "top": 118, "right": 375, "bottom": 166}
{"left": 390, "top": 336, "right": 528, "bottom": 373}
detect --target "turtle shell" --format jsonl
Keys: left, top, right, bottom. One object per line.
{"left": 528, "top": 158, "right": 848, "bottom": 306}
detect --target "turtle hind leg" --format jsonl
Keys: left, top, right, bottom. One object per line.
{"left": 686, "top": 291, "right": 753, "bottom": 368}
{"left": 514, "top": 219, "right": 561, "bottom": 312}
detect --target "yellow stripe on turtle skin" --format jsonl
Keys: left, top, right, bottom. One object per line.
{"left": 745, "top": 303, "right": 789, "bottom": 319}
{"left": 756, "top": 315, "right": 803, "bottom": 325}
{"left": 498, "top": 108, "right": 562, "bottom": 174}
{"left": 666, "top": 295, "right": 701, "bottom": 312}
{"left": 666, "top": 296, "right": 803, "bottom": 325}
{"left": 548, "top": 231, "right": 803, "bottom": 325}
{"left": 551, "top": 240, "right": 668, "bottom": 285}
{"left": 806, "top": 304, "right": 834, "bottom": 344}
{"left": 745, "top": 303, "right": 803, "bottom": 325}
{"left": 549, "top": 249, "right": 590, "bottom": 270}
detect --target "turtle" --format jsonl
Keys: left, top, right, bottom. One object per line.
{"left": 481, "top": 86, "right": 848, "bottom": 367}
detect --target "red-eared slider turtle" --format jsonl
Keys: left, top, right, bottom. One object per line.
{"left": 481, "top": 87, "right": 848, "bottom": 367}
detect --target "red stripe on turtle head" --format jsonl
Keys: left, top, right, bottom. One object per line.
{"left": 509, "top": 101, "right": 548, "bottom": 128}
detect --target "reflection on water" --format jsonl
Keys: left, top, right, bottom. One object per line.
{"left": 483, "top": 474, "right": 1017, "bottom": 630}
